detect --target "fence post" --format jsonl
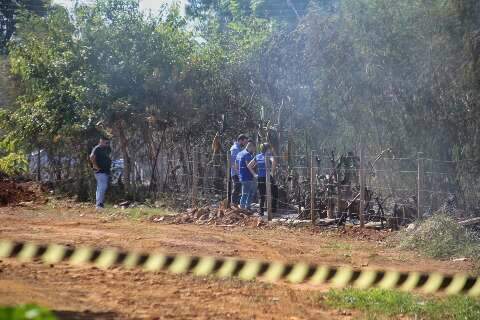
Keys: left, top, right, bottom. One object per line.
{"left": 336, "top": 182, "right": 341, "bottom": 218}
{"left": 417, "top": 152, "right": 424, "bottom": 219}
{"left": 226, "top": 151, "right": 231, "bottom": 208}
{"left": 310, "top": 150, "right": 315, "bottom": 224}
{"left": 359, "top": 144, "right": 366, "bottom": 228}
{"left": 266, "top": 152, "right": 273, "bottom": 221}
{"left": 192, "top": 148, "right": 198, "bottom": 208}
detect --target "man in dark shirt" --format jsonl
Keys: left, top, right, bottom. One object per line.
{"left": 89, "top": 136, "right": 112, "bottom": 209}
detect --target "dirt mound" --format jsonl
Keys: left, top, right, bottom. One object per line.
{"left": 0, "top": 180, "right": 46, "bottom": 206}
{"left": 152, "top": 206, "right": 266, "bottom": 227}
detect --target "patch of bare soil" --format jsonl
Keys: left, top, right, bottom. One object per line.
{"left": 154, "top": 206, "right": 266, "bottom": 227}
{"left": 0, "top": 206, "right": 476, "bottom": 319}
{"left": 0, "top": 180, "right": 46, "bottom": 206}
{"left": 336, "top": 225, "right": 392, "bottom": 242}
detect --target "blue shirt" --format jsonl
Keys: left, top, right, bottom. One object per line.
{"left": 230, "top": 142, "right": 242, "bottom": 176}
{"left": 236, "top": 149, "right": 254, "bottom": 181}
{"left": 255, "top": 153, "right": 268, "bottom": 178}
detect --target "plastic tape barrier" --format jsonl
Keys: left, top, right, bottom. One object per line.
{"left": 0, "top": 239, "right": 479, "bottom": 296}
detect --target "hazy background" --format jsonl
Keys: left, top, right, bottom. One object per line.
{"left": 52, "top": 0, "right": 186, "bottom": 13}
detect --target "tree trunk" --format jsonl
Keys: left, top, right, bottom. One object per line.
{"left": 117, "top": 121, "right": 132, "bottom": 194}
{"left": 36, "top": 147, "right": 41, "bottom": 182}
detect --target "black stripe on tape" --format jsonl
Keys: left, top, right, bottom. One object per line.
{"left": 137, "top": 254, "right": 149, "bottom": 267}
{"left": 325, "top": 268, "right": 337, "bottom": 282}
{"left": 232, "top": 260, "right": 246, "bottom": 276}
{"left": 187, "top": 256, "right": 200, "bottom": 271}
{"left": 416, "top": 274, "right": 429, "bottom": 288}
{"left": 462, "top": 277, "right": 477, "bottom": 293}
{"left": 10, "top": 242, "right": 24, "bottom": 257}
{"left": 114, "top": 252, "right": 128, "bottom": 265}
{"left": 349, "top": 270, "right": 362, "bottom": 284}
{"left": 281, "top": 264, "right": 294, "bottom": 278}
{"left": 89, "top": 249, "right": 102, "bottom": 263}
{"left": 304, "top": 265, "right": 317, "bottom": 281}
{"left": 257, "top": 262, "right": 270, "bottom": 277}
{"left": 34, "top": 245, "right": 48, "bottom": 259}
{"left": 212, "top": 259, "right": 224, "bottom": 273}
{"left": 163, "top": 256, "right": 175, "bottom": 269}
{"left": 64, "top": 248, "right": 75, "bottom": 260}
{"left": 396, "top": 273, "right": 409, "bottom": 287}
{"left": 372, "top": 271, "right": 385, "bottom": 285}
{"left": 438, "top": 276, "right": 453, "bottom": 291}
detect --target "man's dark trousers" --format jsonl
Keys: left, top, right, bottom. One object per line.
{"left": 231, "top": 175, "right": 242, "bottom": 205}
{"left": 258, "top": 176, "right": 278, "bottom": 214}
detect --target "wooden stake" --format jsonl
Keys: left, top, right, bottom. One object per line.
{"left": 226, "top": 150, "right": 231, "bottom": 208}
{"left": 192, "top": 148, "right": 198, "bottom": 208}
{"left": 310, "top": 150, "right": 315, "bottom": 224}
{"left": 266, "top": 152, "right": 273, "bottom": 221}
{"left": 359, "top": 144, "right": 366, "bottom": 228}
{"left": 417, "top": 152, "right": 424, "bottom": 219}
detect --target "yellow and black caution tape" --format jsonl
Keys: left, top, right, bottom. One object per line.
{"left": 0, "top": 239, "right": 479, "bottom": 296}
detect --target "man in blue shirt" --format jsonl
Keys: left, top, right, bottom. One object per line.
{"left": 248, "top": 143, "right": 278, "bottom": 216}
{"left": 236, "top": 141, "right": 257, "bottom": 210}
{"left": 230, "top": 134, "right": 248, "bottom": 206}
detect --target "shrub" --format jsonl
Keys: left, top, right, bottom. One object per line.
{"left": 0, "top": 152, "right": 28, "bottom": 177}
{"left": 397, "top": 214, "right": 480, "bottom": 260}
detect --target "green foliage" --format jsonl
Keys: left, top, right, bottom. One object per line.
{"left": 1, "top": 0, "right": 480, "bottom": 203}
{"left": 186, "top": 0, "right": 336, "bottom": 24}
{"left": 324, "top": 288, "right": 480, "bottom": 320}
{"left": 0, "top": 152, "right": 28, "bottom": 176}
{"left": 0, "top": 1, "right": 51, "bottom": 53}
{"left": 397, "top": 214, "right": 480, "bottom": 260}
{"left": 0, "top": 304, "right": 57, "bottom": 320}
{"left": 6, "top": 6, "right": 90, "bottom": 146}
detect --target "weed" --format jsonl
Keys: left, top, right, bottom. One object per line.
{"left": 103, "top": 206, "right": 175, "bottom": 220}
{"left": 323, "top": 288, "right": 480, "bottom": 320}
{"left": 0, "top": 304, "right": 57, "bottom": 320}
{"left": 328, "top": 242, "right": 353, "bottom": 251}
{"left": 396, "top": 214, "right": 480, "bottom": 261}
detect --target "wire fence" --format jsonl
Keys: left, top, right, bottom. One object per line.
{"left": 30, "top": 148, "right": 480, "bottom": 225}
{"left": 152, "top": 150, "right": 480, "bottom": 225}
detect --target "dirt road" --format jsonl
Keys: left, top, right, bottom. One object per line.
{"left": 0, "top": 206, "right": 475, "bottom": 319}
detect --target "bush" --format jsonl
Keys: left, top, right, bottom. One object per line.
{"left": 0, "top": 305, "right": 57, "bottom": 320}
{"left": 397, "top": 214, "right": 480, "bottom": 260}
{"left": 0, "top": 152, "right": 28, "bottom": 177}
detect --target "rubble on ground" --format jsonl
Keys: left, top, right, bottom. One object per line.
{"left": 151, "top": 206, "right": 266, "bottom": 227}
{"left": 0, "top": 180, "right": 46, "bottom": 206}
{"left": 270, "top": 218, "right": 312, "bottom": 227}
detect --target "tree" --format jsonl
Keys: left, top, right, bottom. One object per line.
{"left": 0, "top": 0, "right": 50, "bottom": 53}
{"left": 187, "top": 0, "right": 337, "bottom": 25}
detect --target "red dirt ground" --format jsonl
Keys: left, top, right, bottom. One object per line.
{"left": 0, "top": 180, "right": 45, "bottom": 206}
{"left": 0, "top": 205, "right": 476, "bottom": 319}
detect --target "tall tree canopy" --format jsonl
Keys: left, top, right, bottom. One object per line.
{"left": 1, "top": 0, "right": 480, "bottom": 205}
{"left": 0, "top": 0, "right": 50, "bottom": 53}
